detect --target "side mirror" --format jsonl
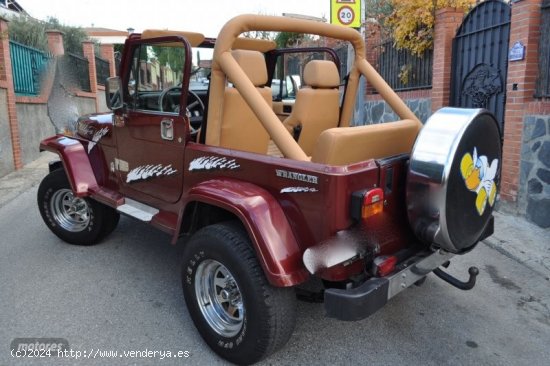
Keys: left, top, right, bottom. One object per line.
{"left": 105, "top": 77, "right": 123, "bottom": 110}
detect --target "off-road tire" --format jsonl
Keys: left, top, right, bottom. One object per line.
{"left": 181, "top": 222, "right": 297, "bottom": 365}
{"left": 37, "top": 169, "right": 119, "bottom": 245}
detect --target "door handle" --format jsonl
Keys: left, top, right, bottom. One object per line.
{"left": 161, "top": 118, "right": 174, "bottom": 140}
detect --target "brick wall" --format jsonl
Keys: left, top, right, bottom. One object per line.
{"left": 501, "top": 0, "right": 546, "bottom": 204}
{"left": 362, "top": 10, "right": 463, "bottom": 125}
{"left": 431, "top": 8, "right": 463, "bottom": 113}
{"left": 0, "top": 17, "right": 22, "bottom": 170}
{"left": 0, "top": 18, "right": 117, "bottom": 178}
{"left": 100, "top": 44, "right": 116, "bottom": 77}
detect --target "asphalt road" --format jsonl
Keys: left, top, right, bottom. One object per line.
{"left": 1, "top": 187, "right": 549, "bottom": 366}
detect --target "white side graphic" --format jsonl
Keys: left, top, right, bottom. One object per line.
{"left": 126, "top": 164, "right": 177, "bottom": 183}
{"left": 280, "top": 187, "right": 319, "bottom": 193}
{"left": 189, "top": 156, "right": 240, "bottom": 171}
{"left": 87, "top": 127, "right": 109, "bottom": 153}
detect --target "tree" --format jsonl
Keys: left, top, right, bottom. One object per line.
{"left": 241, "top": 30, "right": 276, "bottom": 41}
{"left": 366, "top": 0, "right": 474, "bottom": 55}
{"left": 8, "top": 15, "right": 90, "bottom": 54}
{"left": 45, "top": 17, "right": 89, "bottom": 55}
{"left": 365, "top": 0, "right": 394, "bottom": 38}
{"left": 274, "top": 32, "right": 310, "bottom": 48}
{"left": 151, "top": 45, "right": 185, "bottom": 72}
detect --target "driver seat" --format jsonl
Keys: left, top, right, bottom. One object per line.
{"left": 218, "top": 50, "right": 271, "bottom": 154}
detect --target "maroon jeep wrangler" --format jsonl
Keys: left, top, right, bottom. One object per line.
{"left": 37, "top": 15, "right": 501, "bottom": 365}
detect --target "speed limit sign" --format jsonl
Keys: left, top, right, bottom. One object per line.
{"left": 331, "top": 0, "right": 361, "bottom": 28}
{"left": 338, "top": 6, "right": 355, "bottom": 26}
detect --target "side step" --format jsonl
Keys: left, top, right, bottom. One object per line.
{"left": 117, "top": 198, "right": 159, "bottom": 222}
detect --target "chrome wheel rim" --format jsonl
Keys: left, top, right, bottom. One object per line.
{"left": 194, "top": 259, "right": 244, "bottom": 337}
{"left": 50, "top": 189, "right": 90, "bottom": 232}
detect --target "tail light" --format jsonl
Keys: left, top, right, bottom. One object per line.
{"left": 373, "top": 255, "right": 398, "bottom": 277}
{"left": 351, "top": 188, "right": 384, "bottom": 221}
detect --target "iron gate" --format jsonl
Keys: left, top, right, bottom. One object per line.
{"left": 450, "top": 0, "right": 511, "bottom": 132}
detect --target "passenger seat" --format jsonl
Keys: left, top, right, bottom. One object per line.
{"left": 283, "top": 60, "right": 340, "bottom": 156}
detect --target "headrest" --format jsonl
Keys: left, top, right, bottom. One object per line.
{"left": 303, "top": 60, "right": 340, "bottom": 89}
{"left": 231, "top": 50, "right": 268, "bottom": 87}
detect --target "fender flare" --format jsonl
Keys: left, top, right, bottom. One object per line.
{"left": 40, "top": 135, "right": 98, "bottom": 196}
{"left": 186, "top": 178, "right": 309, "bottom": 287}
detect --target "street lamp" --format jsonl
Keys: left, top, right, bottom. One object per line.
{"left": 127, "top": 27, "right": 135, "bottom": 34}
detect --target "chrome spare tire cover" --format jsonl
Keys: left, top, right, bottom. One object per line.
{"left": 406, "top": 107, "right": 502, "bottom": 253}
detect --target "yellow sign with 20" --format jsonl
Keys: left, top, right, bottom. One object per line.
{"left": 330, "top": 0, "right": 362, "bottom": 28}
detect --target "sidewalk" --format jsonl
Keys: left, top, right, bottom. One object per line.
{"left": 0, "top": 151, "right": 56, "bottom": 208}
{"left": 484, "top": 211, "right": 550, "bottom": 279}
{"left": 0, "top": 152, "right": 548, "bottom": 279}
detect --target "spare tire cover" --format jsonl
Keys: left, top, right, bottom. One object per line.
{"left": 406, "top": 107, "right": 501, "bottom": 253}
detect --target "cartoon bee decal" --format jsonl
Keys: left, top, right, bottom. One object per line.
{"left": 460, "top": 147, "right": 499, "bottom": 216}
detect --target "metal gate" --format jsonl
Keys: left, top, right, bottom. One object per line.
{"left": 450, "top": 0, "right": 511, "bottom": 132}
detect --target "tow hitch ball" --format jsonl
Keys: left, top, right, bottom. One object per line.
{"left": 433, "top": 266, "right": 479, "bottom": 290}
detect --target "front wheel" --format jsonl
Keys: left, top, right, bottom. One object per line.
{"left": 37, "top": 169, "right": 119, "bottom": 245}
{"left": 182, "top": 222, "right": 296, "bottom": 365}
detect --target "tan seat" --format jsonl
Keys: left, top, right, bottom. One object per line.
{"left": 283, "top": 60, "right": 340, "bottom": 156}
{"left": 219, "top": 50, "right": 271, "bottom": 154}
{"left": 311, "top": 119, "right": 422, "bottom": 166}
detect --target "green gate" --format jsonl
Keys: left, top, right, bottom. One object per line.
{"left": 9, "top": 41, "right": 51, "bottom": 96}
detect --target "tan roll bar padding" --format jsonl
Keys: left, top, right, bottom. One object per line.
{"left": 141, "top": 30, "right": 205, "bottom": 47}
{"left": 311, "top": 119, "right": 421, "bottom": 165}
{"left": 207, "top": 15, "right": 421, "bottom": 161}
{"left": 233, "top": 38, "right": 277, "bottom": 52}
{"left": 213, "top": 51, "right": 306, "bottom": 159}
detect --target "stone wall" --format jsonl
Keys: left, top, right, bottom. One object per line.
{"left": 0, "top": 88, "right": 14, "bottom": 176}
{"left": 15, "top": 103, "right": 55, "bottom": 165}
{"left": 362, "top": 98, "right": 432, "bottom": 125}
{"left": 519, "top": 115, "right": 550, "bottom": 228}
{"left": 97, "top": 92, "right": 108, "bottom": 113}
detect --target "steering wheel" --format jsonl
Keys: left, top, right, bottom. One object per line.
{"left": 158, "top": 86, "right": 182, "bottom": 113}
{"left": 158, "top": 87, "right": 205, "bottom": 134}
{"left": 185, "top": 90, "right": 206, "bottom": 134}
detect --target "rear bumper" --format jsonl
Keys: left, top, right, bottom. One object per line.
{"left": 324, "top": 249, "right": 454, "bottom": 321}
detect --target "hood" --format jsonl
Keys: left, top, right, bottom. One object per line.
{"left": 75, "top": 112, "right": 114, "bottom": 141}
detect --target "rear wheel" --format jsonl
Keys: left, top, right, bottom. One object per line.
{"left": 37, "top": 169, "right": 119, "bottom": 245}
{"left": 182, "top": 222, "right": 296, "bottom": 365}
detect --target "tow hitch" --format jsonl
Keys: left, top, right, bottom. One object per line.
{"left": 433, "top": 266, "right": 479, "bottom": 290}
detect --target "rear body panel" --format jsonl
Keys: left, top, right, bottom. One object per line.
{"left": 42, "top": 126, "right": 417, "bottom": 287}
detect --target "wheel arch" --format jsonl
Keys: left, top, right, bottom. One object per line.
{"left": 181, "top": 179, "right": 309, "bottom": 287}
{"left": 40, "top": 135, "right": 98, "bottom": 197}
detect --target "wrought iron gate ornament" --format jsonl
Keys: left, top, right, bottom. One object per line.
{"left": 462, "top": 64, "right": 502, "bottom": 108}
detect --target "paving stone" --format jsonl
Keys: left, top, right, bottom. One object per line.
{"left": 536, "top": 168, "right": 550, "bottom": 185}
{"left": 520, "top": 160, "right": 533, "bottom": 183}
{"left": 371, "top": 102, "right": 384, "bottom": 123}
{"left": 526, "top": 197, "right": 550, "bottom": 228}
{"left": 528, "top": 178, "right": 543, "bottom": 194}
{"left": 531, "top": 118, "right": 546, "bottom": 140}
{"left": 538, "top": 141, "right": 550, "bottom": 168}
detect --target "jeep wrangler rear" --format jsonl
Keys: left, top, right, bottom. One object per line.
{"left": 37, "top": 15, "right": 501, "bottom": 365}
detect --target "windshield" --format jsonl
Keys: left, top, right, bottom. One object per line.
{"left": 189, "top": 47, "right": 213, "bottom": 91}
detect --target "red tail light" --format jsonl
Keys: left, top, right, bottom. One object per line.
{"left": 373, "top": 255, "right": 398, "bottom": 277}
{"left": 351, "top": 188, "right": 384, "bottom": 221}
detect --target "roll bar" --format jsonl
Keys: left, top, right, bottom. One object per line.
{"left": 206, "top": 15, "right": 421, "bottom": 161}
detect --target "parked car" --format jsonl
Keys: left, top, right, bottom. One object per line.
{"left": 37, "top": 15, "right": 501, "bottom": 365}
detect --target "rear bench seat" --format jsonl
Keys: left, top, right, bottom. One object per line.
{"left": 310, "top": 119, "right": 421, "bottom": 165}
